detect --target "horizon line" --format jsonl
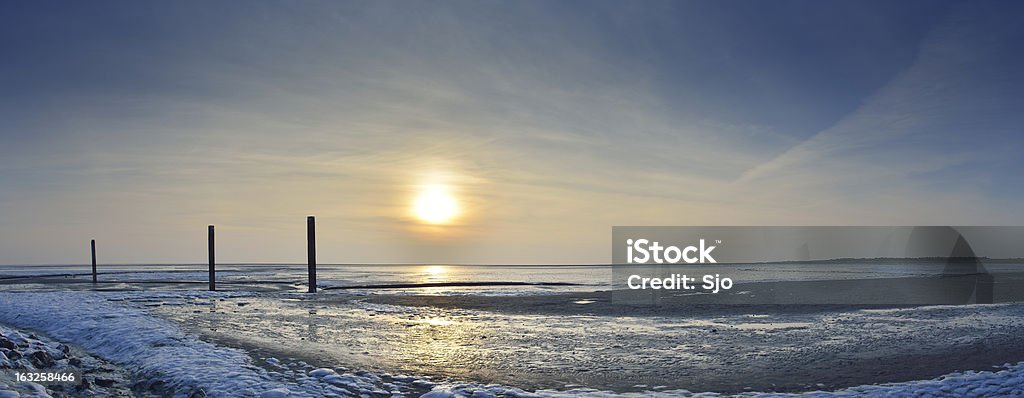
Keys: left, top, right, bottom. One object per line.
{"left": 3, "top": 256, "right": 1024, "bottom": 268}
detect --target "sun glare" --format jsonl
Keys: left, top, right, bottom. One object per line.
{"left": 413, "top": 186, "right": 459, "bottom": 224}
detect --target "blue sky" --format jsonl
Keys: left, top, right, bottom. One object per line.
{"left": 1, "top": 1, "right": 1022, "bottom": 264}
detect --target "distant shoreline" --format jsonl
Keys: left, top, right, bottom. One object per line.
{"left": 3, "top": 257, "right": 1024, "bottom": 268}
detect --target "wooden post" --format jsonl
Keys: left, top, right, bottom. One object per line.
{"left": 307, "top": 215, "right": 317, "bottom": 293}
{"left": 208, "top": 225, "right": 216, "bottom": 291}
{"left": 90, "top": 239, "right": 97, "bottom": 283}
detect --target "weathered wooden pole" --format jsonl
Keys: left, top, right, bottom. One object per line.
{"left": 208, "top": 225, "right": 216, "bottom": 291}
{"left": 90, "top": 239, "right": 97, "bottom": 283}
{"left": 307, "top": 215, "right": 317, "bottom": 293}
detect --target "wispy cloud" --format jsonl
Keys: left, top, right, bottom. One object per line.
{"left": 1, "top": 1, "right": 1021, "bottom": 264}
{"left": 734, "top": 2, "right": 1024, "bottom": 224}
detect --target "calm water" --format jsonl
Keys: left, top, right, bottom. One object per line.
{"left": 2, "top": 262, "right": 1023, "bottom": 295}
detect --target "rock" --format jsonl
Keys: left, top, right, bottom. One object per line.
{"left": 95, "top": 378, "right": 117, "bottom": 387}
{"left": 69, "top": 357, "right": 82, "bottom": 366}
{"left": 28, "top": 350, "right": 55, "bottom": 368}
{"left": 0, "top": 339, "right": 15, "bottom": 350}
{"left": 0, "top": 390, "right": 20, "bottom": 398}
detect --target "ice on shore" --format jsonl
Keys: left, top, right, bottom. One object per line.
{"left": 0, "top": 292, "right": 425, "bottom": 397}
{"left": 1, "top": 291, "right": 1023, "bottom": 397}
{"left": 421, "top": 362, "right": 1024, "bottom": 397}
{"left": 0, "top": 323, "right": 133, "bottom": 397}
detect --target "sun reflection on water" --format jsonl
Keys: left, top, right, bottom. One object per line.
{"left": 421, "top": 317, "right": 455, "bottom": 326}
{"left": 417, "top": 265, "right": 452, "bottom": 295}
{"left": 424, "top": 265, "right": 447, "bottom": 277}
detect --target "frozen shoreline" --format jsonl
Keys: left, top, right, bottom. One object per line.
{"left": 0, "top": 291, "right": 438, "bottom": 397}
{"left": 0, "top": 323, "right": 134, "bottom": 397}
{"left": 1, "top": 290, "right": 1024, "bottom": 397}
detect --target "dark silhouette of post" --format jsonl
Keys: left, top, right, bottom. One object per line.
{"left": 307, "top": 216, "right": 317, "bottom": 293}
{"left": 208, "top": 225, "right": 216, "bottom": 291}
{"left": 90, "top": 240, "right": 97, "bottom": 283}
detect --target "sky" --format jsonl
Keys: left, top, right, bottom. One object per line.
{"left": 1, "top": 0, "right": 1023, "bottom": 265}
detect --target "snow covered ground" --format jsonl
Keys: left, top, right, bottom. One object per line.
{"left": 0, "top": 291, "right": 441, "bottom": 397}
{"left": 0, "top": 290, "right": 1023, "bottom": 397}
{"left": 0, "top": 323, "right": 133, "bottom": 397}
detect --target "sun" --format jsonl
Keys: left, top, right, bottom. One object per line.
{"left": 412, "top": 186, "right": 459, "bottom": 224}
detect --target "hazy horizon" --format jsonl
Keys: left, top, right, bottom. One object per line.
{"left": 3, "top": 1, "right": 1023, "bottom": 265}
{"left": 6, "top": 256, "right": 1024, "bottom": 268}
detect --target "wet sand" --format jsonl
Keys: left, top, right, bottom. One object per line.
{"left": 357, "top": 283, "right": 1024, "bottom": 393}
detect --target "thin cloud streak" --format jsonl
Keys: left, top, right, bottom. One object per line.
{"left": 0, "top": 1, "right": 1021, "bottom": 264}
